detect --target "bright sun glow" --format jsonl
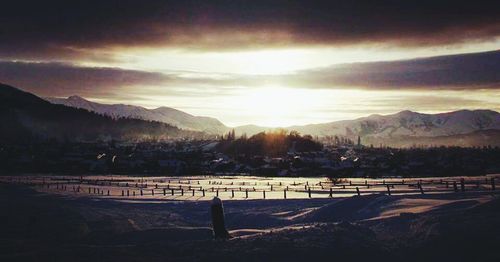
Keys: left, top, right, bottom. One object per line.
{"left": 229, "top": 87, "right": 326, "bottom": 127}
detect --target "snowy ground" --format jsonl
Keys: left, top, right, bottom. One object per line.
{"left": 2, "top": 174, "right": 499, "bottom": 201}
{"left": 1, "top": 175, "right": 500, "bottom": 261}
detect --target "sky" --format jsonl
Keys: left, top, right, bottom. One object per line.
{"left": 0, "top": 0, "right": 499, "bottom": 127}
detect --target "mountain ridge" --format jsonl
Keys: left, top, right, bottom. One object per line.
{"left": 0, "top": 83, "right": 203, "bottom": 143}
{"left": 46, "top": 96, "right": 228, "bottom": 134}
{"left": 45, "top": 94, "right": 500, "bottom": 139}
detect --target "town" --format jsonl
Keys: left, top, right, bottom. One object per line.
{"left": 2, "top": 130, "right": 498, "bottom": 178}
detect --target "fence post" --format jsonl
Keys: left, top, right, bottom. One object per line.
{"left": 192, "top": 189, "right": 195, "bottom": 196}
{"left": 284, "top": 189, "right": 287, "bottom": 199}
{"left": 216, "top": 189, "right": 219, "bottom": 197}
{"left": 453, "top": 181, "right": 458, "bottom": 192}
{"left": 163, "top": 188, "right": 166, "bottom": 195}
{"left": 308, "top": 188, "right": 311, "bottom": 198}
{"left": 231, "top": 190, "right": 234, "bottom": 198}
{"left": 460, "top": 178, "right": 465, "bottom": 192}
{"left": 263, "top": 190, "right": 266, "bottom": 199}
{"left": 386, "top": 184, "right": 391, "bottom": 195}
{"left": 419, "top": 184, "right": 424, "bottom": 194}
{"left": 202, "top": 189, "right": 206, "bottom": 197}
{"left": 181, "top": 188, "right": 184, "bottom": 196}
{"left": 121, "top": 190, "right": 124, "bottom": 196}
{"left": 141, "top": 190, "right": 143, "bottom": 196}
{"left": 329, "top": 188, "right": 333, "bottom": 198}
{"left": 245, "top": 189, "right": 248, "bottom": 199}
{"left": 171, "top": 189, "right": 174, "bottom": 196}
{"left": 107, "top": 190, "right": 110, "bottom": 196}
{"left": 356, "top": 187, "right": 360, "bottom": 196}
{"left": 491, "top": 178, "right": 495, "bottom": 191}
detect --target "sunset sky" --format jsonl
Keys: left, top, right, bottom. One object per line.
{"left": 0, "top": 1, "right": 499, "bottom": 127}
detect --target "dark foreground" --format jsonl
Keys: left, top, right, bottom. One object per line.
{"left": 0, "top": 183, "right": 499, "bottom": 262}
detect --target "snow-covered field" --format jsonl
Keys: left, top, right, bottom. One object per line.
{"left": 2, "top": 174, "right": 499, "bottom": 201}
{"left": 1, "top": 175, "right": 499, "bottom": 261}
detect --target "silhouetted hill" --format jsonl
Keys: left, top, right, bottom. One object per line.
{"left": 0, "top": 83, "right": 204, "bottom": 143}
{"left": 47, "top": 95, "right": 228, "bottom": 134}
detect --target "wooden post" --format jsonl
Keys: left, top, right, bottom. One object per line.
{"left": 121, "top": 190, "right": 124, "bottom": 196}
{"left": 263, "top": 190, "right": 266, "bottom": 199}
{"left": 270, "top": 185, "right": 273, "bottom": 191}
{"left": 107, "top": 190, "right": 110, "bottom": 196}
{"left": 308, "top": 188, "right": 311, "bottom": 198}
{"left": 231, "top": 190, "right": 234, "bottom": 198}
{"left": 453, "top": 181, "right": 458, "bottom": 192}
{"left": 386, "top": 184, "right": 391, "bottom": 195}
{"left": 245, "top": 189, "right": 248, "bottom": 199}
{"left": 419, "top": 184, "right": 424, "bottom": 194}
{"left": 460, "top": 178, "right": 465, "bottom": 192}
{"left": 141, "top": 190, "right": 143, "bottom": 196}
{"left": 127, "top": 190, "right": 129, "bottom": 196}
{"left": 171, "top": 189, "right": 174, "bottom": 196}
{"left": 210, "top": 197, "right": 230, "bottom": 239}
{"left": 491, "top": 178, "right": 495, "bottom": 191}
{"left": 202, "top": 189, "right": 205, "bottom": 197}
{"left": 329, "top": 188, "right": 333, "bottom": 197}
{"left": 163, "top": 188, "right": 166, "bottom": 195}
{"left": 216, "top": 189, "right": 219, "bottom": 197}
{"left": 356, "top": 187, "right": 360, "bottom": 196}
{"left": 284, "top": 189, "right": 287, "bottom": 199}
{"left": 192, "top": 189, "right": 195, "bottom": 196}
{"left": 181, "top": 188, "right": 184, "bottom": 196}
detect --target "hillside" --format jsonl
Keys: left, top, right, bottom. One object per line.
{"left": 235, "top": 110, "right": 500, "bottom": 139}
{"left": 47, "top": 96, "right": 228, "bottom": 134}
{"left": 0, "top": 83, "right": 203, "bottom": 143}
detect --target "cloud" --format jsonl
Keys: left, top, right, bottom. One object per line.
{"left": 1, "top": 1, "right": 499, "bottom": 59}
{"left": 0, "top": 50, "right": 499, "bottom": 100}
{"left": 286, "top": 50, "right": 500, "bottom": 90}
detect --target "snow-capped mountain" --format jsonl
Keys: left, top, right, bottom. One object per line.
{"left": 46, "top": 95, "right": 499, "bottom": 139}
{"left": 46, "top": 96, "right": 228, "bottom": 134}
{"left": 235, "top": 110, "right": 500, "bottom": 138}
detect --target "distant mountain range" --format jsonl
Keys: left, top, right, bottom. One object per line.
{"left": 0, "top": 83, "right": 203, "bottom": 143}
{"left": 240, "top": 109, "right": 500, "bottom": 137}
{"left": 47, "top": 96, "right": 228, "bottom": 134}
{"left": 47, "top": 95, "right": 500, "bottom": 141}
{"left": 2, "top": 83, "right": 498, "bottom": 146}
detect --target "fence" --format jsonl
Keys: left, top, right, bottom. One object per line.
{"left": 0, "top": 175, "right": 498, "bottom": 200}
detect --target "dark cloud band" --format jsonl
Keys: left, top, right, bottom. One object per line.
{"left": 0, "top": 50, "right": 498, "bottom": 98}
{"left": 1, "top": 0, "right": 499, "bottom": 59}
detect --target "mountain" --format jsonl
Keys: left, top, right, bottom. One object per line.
{"left": 46, "top": 96, "right": 228, "bottom": 135}
{"left": 234, "top": 110, "right": 500, "bottom": 139}
{"left": 0, "top": 83, "right": 203, "bottom": 143}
